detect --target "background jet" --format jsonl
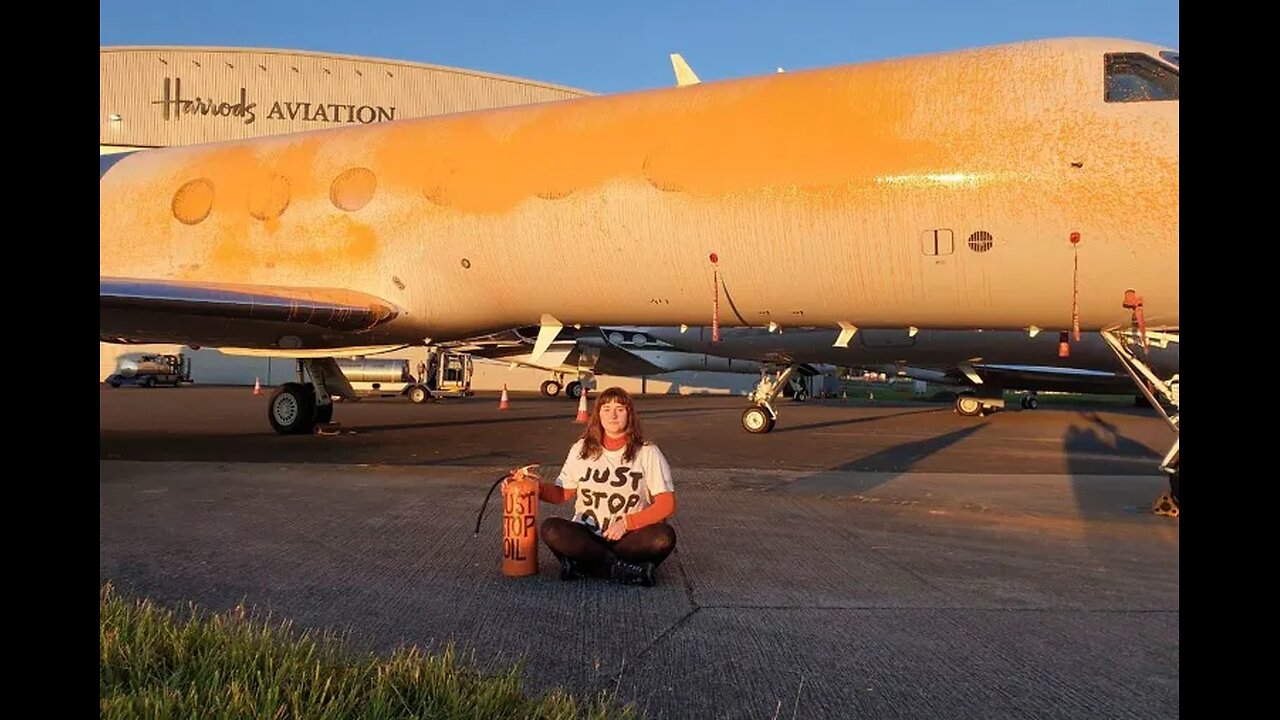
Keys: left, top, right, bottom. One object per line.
{"left": 621, "top": 325, "right": 1178, "bottom": 429}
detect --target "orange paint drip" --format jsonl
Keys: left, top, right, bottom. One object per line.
{"left": 1123, "top": 290, "right": 1148, "bottom": 351}
{"left": 710, "top": 253, "right": 720, "bottom": 343}
{"left": 1072, "top": 252, "right": 1081, "bottom": 342}
{"left": 1070, "top": 232, "right": 1081, "bottom": 342}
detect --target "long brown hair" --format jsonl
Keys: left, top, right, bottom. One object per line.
{"left": 578, "top": 386, "right": 646, "bottom": 463}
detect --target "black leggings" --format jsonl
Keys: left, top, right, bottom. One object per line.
{"left": 541, "top": 517, "right": 676, "bottom": 572}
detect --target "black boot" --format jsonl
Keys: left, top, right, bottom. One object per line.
{"left": 609, "top": 559, "right": 656, "bottom": 587}
{"left": 559, "top": 556, "right": 585, "bottom": 581}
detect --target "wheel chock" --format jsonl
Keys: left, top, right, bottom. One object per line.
{"left": 1151, "top": 493, "right": 1179, "bottom": 518}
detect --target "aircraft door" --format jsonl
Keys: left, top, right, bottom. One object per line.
{"left": 919, "top": 228, "right": 960, "bottom": 309}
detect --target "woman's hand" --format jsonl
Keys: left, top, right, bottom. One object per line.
{"left": 602, "top": 516, "right": 628, "bottom": 541}
{"left": 501, "top": 464, "right": 541, "bottom": 491}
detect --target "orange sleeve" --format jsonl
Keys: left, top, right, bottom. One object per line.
{"left": 625, "top": 492, "right": 676, "bottom": 530}
{"left": 539, "top": 482, "right": 575, "bottom": 504}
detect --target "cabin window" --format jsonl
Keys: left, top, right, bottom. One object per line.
{"left": 1105, "top": 53, "right": 1179, "bottom": 103}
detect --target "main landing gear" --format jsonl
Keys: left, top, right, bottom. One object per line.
{"left": 953, "top": 386, "right": 1009, "bottom": 417}
{"left": 540, "top": 372, "right": 566, "bottom": 398}
{"left": 268, "top": 358, "right": 352, "bottom": 435}
{"left": 539, "top": 372, "right": 590, "bottom": 400}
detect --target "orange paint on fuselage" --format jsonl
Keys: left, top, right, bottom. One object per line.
{"left": 100, "top": 37, "right": 1177, "bottom": 345}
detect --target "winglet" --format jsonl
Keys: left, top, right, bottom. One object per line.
{"left": 670, "top": 53, "right": 701, "bottom": 86}
{"left": 957, "top": 363, "right": 984, "bottom": 385}
{"left": 530, "top": 314, "right": 564, "bottom": 364}
{"left": 833, "top": 321, "right": 858, "bottom": 348}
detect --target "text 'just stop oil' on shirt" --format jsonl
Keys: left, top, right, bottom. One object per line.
{"left": 555, "top": 439, "right": 675, "bottom": 535}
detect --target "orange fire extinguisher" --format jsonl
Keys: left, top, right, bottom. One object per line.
{"left": 473, "top": 464, "right": 540, "bottom": 577}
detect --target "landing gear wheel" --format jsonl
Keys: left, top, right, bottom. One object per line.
{"left": 540, "top": 380, "right": 562, "bottom": 397}
{"left": 565, "top": 381, "right": 583, "bottom": 400}
{"left": 315, "top": 404, "right": 334, "bottom": 424}
{"left": 268, "top": 382, "right": 317, "bottom": 435}
{"left": 1021, "top": 396, "right": 1038, "bottom": 410}
{"left": 742, "top": 406, "right": 776, "bottom": 434}
{"left": 408, "top": 385, "right": 429, "bottom": 404}
{"left": 955, "top": 394, "right": 982, "bottom": 417}
{"left": 793, "top": 387, "right": 809, "bottom": 403}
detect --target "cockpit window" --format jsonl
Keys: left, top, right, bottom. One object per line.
{"left": 1159, "top": 50, "right": 1179, "bottom": 68}
{"left": 1105, "top": 53, "right": 1179, "bottom": 103}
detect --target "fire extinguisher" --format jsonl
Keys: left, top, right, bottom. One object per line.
{"left": 473, "top": 464, "right": 540, "bottom": 577}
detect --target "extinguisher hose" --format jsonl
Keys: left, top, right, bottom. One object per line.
{"left": 473, "top": 474, "right": 509, "bottom": 535}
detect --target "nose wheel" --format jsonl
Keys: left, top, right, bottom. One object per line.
{"left": 741, "top": 364, "right": 799, "bottom": 433}
{"left": 742, "top": 405, "right": 776, "bottom": 433}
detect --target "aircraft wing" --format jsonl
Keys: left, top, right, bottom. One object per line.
{"left": 584, "top": 347, "right": 668, "bottom": 377}
{"left": 440, "top": 328, "right": 537, "bottom": 354}
{"left": 867, "top": 362, "right": 1134, "bottom": 395}
{"left": 444, "top": 326, "right": 668, "bottom": 376}
{"left": 100, "top": 276, "right": 401, "bottom": 350}
{"left": 952, "top": 364, "right": 1133, "bottom": 394}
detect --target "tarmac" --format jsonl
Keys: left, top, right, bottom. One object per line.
{"left": 100, "top": 386, "right": 1179, "bottom": 718}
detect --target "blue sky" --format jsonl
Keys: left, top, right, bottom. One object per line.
{"left": 100, "top": 0, "right": 1179, "bottom": 94}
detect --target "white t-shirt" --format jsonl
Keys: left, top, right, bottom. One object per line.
{"left": 555, "top": 439, "right": 675, "bottom": 535}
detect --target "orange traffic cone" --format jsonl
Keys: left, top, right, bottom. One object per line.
{"left": 253, "top": 377, "right": 262, "bottom": 396}
{"left": 498, "top": 384, "right": 510, "bottom": 410}
{"left": 574, "top": 390, "right": 589, "bottom": 423}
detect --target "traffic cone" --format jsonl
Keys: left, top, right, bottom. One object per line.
{"left": 498, "top": 384, "right": 510, "bottom": 410}
{"left": 574, "top": 391, "right": 589, "bottom": 423}
{"left": 253, "top": 377, "right": 262, "bottom": 396}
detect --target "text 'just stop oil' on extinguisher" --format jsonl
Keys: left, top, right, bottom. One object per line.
{"left": 473, "top": 464, "right": 540, "bottom": 577}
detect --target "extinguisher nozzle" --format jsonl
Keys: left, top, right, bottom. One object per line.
{"left": 473, "top": 474, "right": 508, "bottom": 535}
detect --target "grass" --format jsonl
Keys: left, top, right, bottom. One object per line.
{"left": 1019, "top": 391, "right": 1136, "bottom": 406}
{"left": 100, "top": 583, "right": 636, "bottom": 720}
